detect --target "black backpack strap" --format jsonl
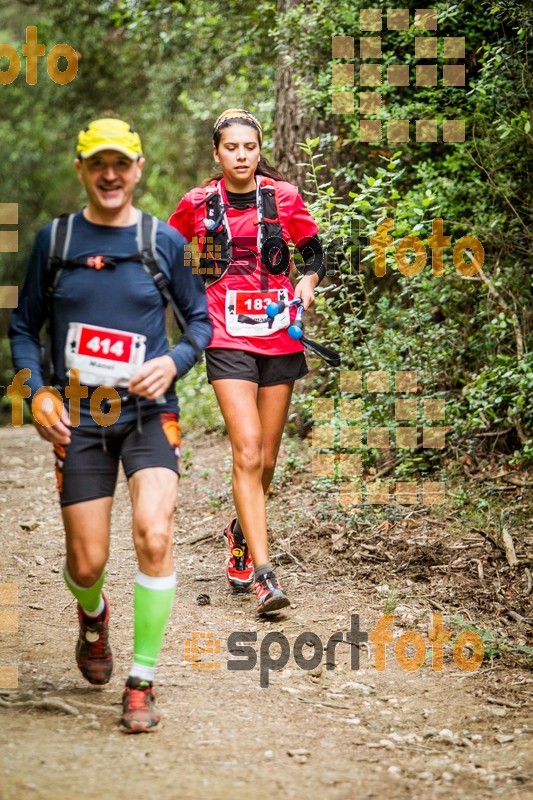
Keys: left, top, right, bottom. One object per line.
{"left": 137, "top": 212, "right": 204, "bottom": 364}
{"left": 301, "top": 335, "right": 341, "bottom": 367}
{"left": 193, "top": 185, "right": 231, "bottom": 285}
{"left": 42, "top": 213, "right": 74, "bottom": 384}
{"left": 47, "top": 213, "right": 74, "bottom": 297}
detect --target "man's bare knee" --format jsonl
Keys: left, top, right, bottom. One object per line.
{"left": 66, "top": 557, "right": 106, "bottom": 587}
{"left": 135, "top": 528, "right": 172, "bottom": 565}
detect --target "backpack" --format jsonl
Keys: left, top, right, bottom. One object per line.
{"left": 191, "top": 176, "right": 286, "bottom": 286}
{"left": 42, "top": 211, "right": 203, "bottom": 383}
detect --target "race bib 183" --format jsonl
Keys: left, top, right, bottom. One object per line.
{"left": 225, "top": 289, "right": 290, "bottom": 337}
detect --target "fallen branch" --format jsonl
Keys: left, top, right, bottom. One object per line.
{"left": 176, "top": 530, "right": 216, "bottom": 546}
{"left": 470, "top": 527, "right": 505, "bottom": 553}
{"left": 502, "top": 475, "right": 533, "bottom": 488}
{"left": 427, "top": 598, "right": 447, "bottom": 612}
{"left": 295, "top": 697, "right": 351, "bottom": 711}
{"left": 271, "top": 550, "right": 308, "bottom": 572}
{"left": 473, "top": 429, "right": 513, "bottom": 438}
{"left": 0, "top": 697, "right": 79, "bottom": 715}
{"left": 486, "top": 696, "right": 521, "bottom": 710}
{"left": 501, "top": 526, "right": 519, "bottom": 568}
{"left": 471, "top": 558, "right": 484, "bottom": 582}
{"left": 505, "top": 608, "right": 533, "bottom": 625}
{"left": 524, "top": 568, "right": 532, "bottom": 597}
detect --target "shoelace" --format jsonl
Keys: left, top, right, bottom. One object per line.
{"left": 257, "top": 573, "right": 278, "bottom": 592}
{"left": 126, "top": 687, "right": 152, "bottom": 710}
{"left": 82, "top": 620, "right": 108, "bottom": 658}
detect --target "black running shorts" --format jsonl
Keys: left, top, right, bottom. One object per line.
{"left": 53, "top": 412, "right": 181, "bottom": 507}
{"left": 205, "top": 348, "right": 308, "bottom": 386}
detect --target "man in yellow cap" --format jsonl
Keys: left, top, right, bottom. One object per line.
{"left": 9, "top": 118, "right": 212, "bottom": 732}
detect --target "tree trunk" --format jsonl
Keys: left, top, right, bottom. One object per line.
{"left": 273, "top": 0, "right": 320, "bottom": 191}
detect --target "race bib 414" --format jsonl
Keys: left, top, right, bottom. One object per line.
{"left": 65, "top": 322, "right": 146, "bottom": 387}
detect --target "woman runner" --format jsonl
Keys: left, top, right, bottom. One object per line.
{"left": 169, "top": 109, "right": 325, "bottom": 614}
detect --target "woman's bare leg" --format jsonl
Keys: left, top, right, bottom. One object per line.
{"left": 257, "top": 382, "right": 294, "bottom": 493}
{"left": 211, "top": 379, "right": 269, "bottom": 567}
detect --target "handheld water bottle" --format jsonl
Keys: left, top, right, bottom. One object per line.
{"left": 266, "top": 297, "right": 302, "bottom": 318}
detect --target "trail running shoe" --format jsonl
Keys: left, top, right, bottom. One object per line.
{"left": 254, "top": 570, "right": 291, "bottom": 615}
{"left": 75, "top": 593, "right": 113, "bottom": 685}
{"left": 224, "top": 518, "right": 254, "bottom": 591}
{"left": 120, "top": 677, "right": 161, "bottom": 734}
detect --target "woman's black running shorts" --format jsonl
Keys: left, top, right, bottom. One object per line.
{"left": 205, "top": 348, "right": 308, "bottom": 387}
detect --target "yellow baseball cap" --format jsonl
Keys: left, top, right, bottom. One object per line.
{"left": 76, "top": 118, "right": 143, "bottom": 160}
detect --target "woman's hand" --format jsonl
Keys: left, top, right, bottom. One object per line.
{"left": 294, "top": 273, "right": 320, "bottom": 310}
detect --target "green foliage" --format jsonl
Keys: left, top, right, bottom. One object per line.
{"left": 0, "top": 0, "right": 530, "bottom": 474}
{"left": 176, "top": 363, "right": 225, "bottom": 435}
{"left": 283, "top": 0, "right": 532, "bottom": 465}
{"left": 446, "top": 614, "right": 533, "bottom": 665}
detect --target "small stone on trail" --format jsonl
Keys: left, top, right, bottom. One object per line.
{"left": 377, "top": 739, "right": 396, "bottom": 750}
{"left": 437, "top": 728, "right": 456, "bottom": 743}
{"left": 3, "top": 456, "right": 25, "bottom": 467}
{"left": 20, "top": 521, "right": 40, "bottom": 532}
{"left": 495, "top": 734, "right": 514, "bottom": 744}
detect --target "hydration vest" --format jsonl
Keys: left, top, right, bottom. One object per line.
{"left": 190, "top": 176, "right": 285, "bottom": 286}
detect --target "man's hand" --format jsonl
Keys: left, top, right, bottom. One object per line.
{"left": 32, "top": 390, "right": 72, "bottom": 445}
{"left": 294, "top": 273, "right": 319, "bottom": 310}
{"left": 128, "top": 355, "right": 178, "bottom": 400}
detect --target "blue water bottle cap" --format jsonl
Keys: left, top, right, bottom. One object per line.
{"left": 288, "top": 322, "right": 304, "bottom": 340}
{"left": 266, "top": 301, "right": 280, "bottom": 318}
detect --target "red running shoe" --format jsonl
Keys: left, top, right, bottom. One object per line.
{"left": 224, "top": 518, "right": 254, "bottom": 591}
{"left": 75, "top": 593, "right": 113, "bottom": 685}
{"left": 121, "top": 677, "right": 161, "bottom": 734}
{"left": 254, "top": 570, "right": 290, "bottom": 615}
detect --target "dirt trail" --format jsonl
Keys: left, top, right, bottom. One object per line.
{"left": 0, "top": 426, "right": 531, "bottom": 800}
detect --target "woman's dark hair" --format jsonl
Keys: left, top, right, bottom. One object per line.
{"left": 202, "top": 118, "right": 286, "bottom": 186}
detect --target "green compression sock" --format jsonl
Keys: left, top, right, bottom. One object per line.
{"left": 63, "top": 564, "right": 106, "bottom": 615}
{"left": 132, "top": 572, "right": 176, "bottom": 680}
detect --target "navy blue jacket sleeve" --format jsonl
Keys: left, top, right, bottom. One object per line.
{"left": 8, "top": 226, "right": 52, "bottom": 398}
{"left": 157, "top": 223, "right": 212, "bottom": 377}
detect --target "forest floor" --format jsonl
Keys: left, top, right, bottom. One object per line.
{"left": 0, "top": 425, "right": 531, "bottom": 800}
